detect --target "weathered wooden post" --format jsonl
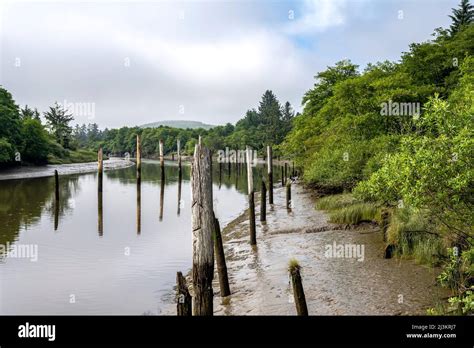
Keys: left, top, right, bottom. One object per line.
{"left": 191, "top": 143, "right": 214, "bottom": 315}
{"left": 292, "top": 161, "right": 295, "bottom": 178}
{"left": 136, "top": 135, "right": 141, "bottom": 184}
{"left": 284, "top": 162, "right": 288, "bottom": 183}
{"left": 288, "top": 259, "right": 308, "bottom": 316}
{"left": 267, "top": 146, "right": 273, "bottom": 205}
{"left": 260, "top": 179, "right": 266, "bottom": 222}
{"left": 176, "top": 272, "right": 192, "bottom": 316}
{"left": 246, "top": 146, "right": 256, "bottom": 245}
{"left": 177, "top": 138, "right": 182, "bottom": 172}
{"left": 286, "top": 179, "right": 292, "bottom": 210}
{"left": 98, "top": 147, "right": 103, "bottom": 193}
{"left": 214, "top": 217, "right": 231, "bottom": 297}
{"left": 281, "top": 166, "right": 284, "bottom": 187}
{"left": 177, "top": 174, "right": 182, "bottom": 216}
{"left": 159, "top": 139, "right": 165, "bottom": 180}
{"left": 54, "top": 170, "right": 60, "bottom": 202}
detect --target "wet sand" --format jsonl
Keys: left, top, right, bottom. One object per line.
{"left": 172, "top": 182, "right": 448, "bottom": 315}
{"left": 0, "top": 158, "right": 133, "bottom": 181}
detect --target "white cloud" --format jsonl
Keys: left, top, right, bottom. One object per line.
{"left": 286, "top": 0, "right": 347, "bottom": 34}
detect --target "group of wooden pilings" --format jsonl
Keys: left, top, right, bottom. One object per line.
{"left": 176, "top": 144, "right": 308, "bottom": 316}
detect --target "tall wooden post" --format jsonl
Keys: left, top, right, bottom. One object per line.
{"left": 177, "top": 172, "right": 182, "bottom": 216}
{"left": 214, "top": 217, "right": 231, "bottom": 297}
{"left": 177, "top": 139, "right": 182, "bottom": 176}
{"left": 246, "top": 146, "right": 256, "bottom": 245}
{"left": 284, "top": 162, "right": 288, "bottom": 183}
{"left": 286, "top": 179, "right": 292, "bottom": 210}
{"left": 98, "top": 147, "right": 103, "bottom": 193}
{"left": 267, "top": 146, "right": 273, "bottom": 204}
{"left": 176, "top": 272, "right": 192, "bottom": 316}
{"left": 191, "top": 143, "right": 214, "bottom": 315}
{"left": 136, "top": 135, "right": 141, "bottom": 183}
{"left": 54, "top": 170, "right": 60, "bottom": 202}
{"left": 260, "top": 179, "right": 266, "bottom": 222}
{"left": 289, "top": 259, "right": 308, "bottom": 316}
{"left": 159, "top": 139, "right": 165, "bottom": 180}
{"left": 281, "top": 166, "right": 284, "bottom": 187}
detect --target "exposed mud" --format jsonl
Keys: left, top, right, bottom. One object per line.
{"left": 206, "top": 182, "right": 448, "bottom": 315}
{"left": 0, "top": 158, "right": 133, "bottom": 181}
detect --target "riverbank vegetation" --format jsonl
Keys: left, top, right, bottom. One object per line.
{"left": 304, "top": 2, "right": 473, "bottom": 314}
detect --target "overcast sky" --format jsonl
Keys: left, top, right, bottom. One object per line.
{"left": 0, "top": 0, "right": 458, "bottom": 129}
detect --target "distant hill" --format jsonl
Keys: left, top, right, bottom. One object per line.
{"left": 141, "top": 120, "right": 215, "bottom": 130}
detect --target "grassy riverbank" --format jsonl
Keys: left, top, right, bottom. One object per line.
{"left": 315, "top": 193, "right": 472, "bottom": 315}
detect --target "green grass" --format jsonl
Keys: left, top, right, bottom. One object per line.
{"left": 288, "top": 258, "right": 301, "bottom": 274}
{"left": 47, "top": 149, "right": 98, "bottom": 164}
{"left": 315, "top": 193, "right": 356, "bottom": 210}
{"left": 388, "top": 208, "right": 445, "bottom": 265}
{"left": 316, "top": 194, "right": 380, "bottom": 224}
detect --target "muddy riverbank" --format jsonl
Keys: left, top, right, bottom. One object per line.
{"left": 169, "top": 182, "right": 448, "bottom": 315}
{"left": 0, "top": 158, "right": 134, "bottom": 181}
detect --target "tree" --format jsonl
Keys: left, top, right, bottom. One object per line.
{"left": 20, "top": 118, "right": 50, "bottom": 164}
{"left": 44, "top": 102, "right": 74, "bottom": 149}
{"left": 20, "top": 105, "right": 41, "bottom": 121}
{"left": 449, "top": 0, "right": 474, "bottom": 36}
{"left": 258, "top": 90, "right": 283, "bottom": 146}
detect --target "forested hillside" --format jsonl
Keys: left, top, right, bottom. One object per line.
{"left": 284, "top": 3, "right": 473, "bottom": 315}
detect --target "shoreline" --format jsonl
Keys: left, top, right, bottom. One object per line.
{"left": 0, "top": 158, "right": 134, "bottom": 181}
{"left": 171, "top": 182, "right": 447, "bottom": 315}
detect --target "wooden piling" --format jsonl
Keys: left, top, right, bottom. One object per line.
{"left": 288, "top": 259, "right": 308, "bottom": 316}
{"left": 284, "top": 162, "right": 288, "bottom": 183}
{"left": 159, "top": 139, "right": 165, "bottom": 179}
{"left": 267, "top": 146, "right": 273, "bottom": 205}
{"left": 246, "top": 146, "right": 256, "bottom": 245}
{"left": 281, "top": 166, "right": 284, "bottom": 187}
{"left": 177, "top": 173, "right": 182, "bottom": 216}
{"left": 136, "top": 180, "right": 141, "bottom": 234}
{"left": 191, "top": 143, "right": 214, "bottom": 316}
{"left": 98, "top": 147, "right": 103, "bottom": 193}
{"left": 292, "top": 161, "right": 295, "bottom": 178}
{"left": 260, "top": 179, "right": 266, "bottom": 222}
{"left": 54, "top": 170, "right": 60, "bottom": 202}
{"left": 214, "top": 217, "right": 231, "bottom": 297}
{"left": 176, "top": 272, "right": 192, "bottom": 316}
{"left": 286, "top": 179, "right": 292, "bottom": 209}
{"left": 136, "top": 135, "right": 141, "bottom": 183}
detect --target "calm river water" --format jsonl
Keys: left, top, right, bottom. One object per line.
{"left": 0, "top": 160, "right": 276, "bottom": 314}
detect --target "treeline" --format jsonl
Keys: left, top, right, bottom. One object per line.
{"left": 0, "top": 87, "right": 293, "bottom": 166}
{"left": 284, "top": 1, "right": 473, "bottom": 314}
{"left": 72, "top": 90, "right": 295, "bottom": 158}
{"left": 0, "top": 93, "right": 97, "bottom": 166}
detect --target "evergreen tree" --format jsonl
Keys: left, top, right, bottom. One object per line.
{"left": 44, "top": 102, "right": 74, "bottom": 149}
{"left": 449, "top": 0, "right": 474, "bottom": 36}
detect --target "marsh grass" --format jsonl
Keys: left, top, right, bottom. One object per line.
{"left": 316, "top": 194, "right": 380, "bottom": 224}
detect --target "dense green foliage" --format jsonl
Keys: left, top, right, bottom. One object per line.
{"left": 0, "top": 88, "right": 96, "bottom": 166}
{"left": 291, "top": 5, "right": 473, "bottom": 314}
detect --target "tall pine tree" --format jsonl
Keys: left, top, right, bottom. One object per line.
{"left": 449, "top": 0, "right": 474, "bottom": 36}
